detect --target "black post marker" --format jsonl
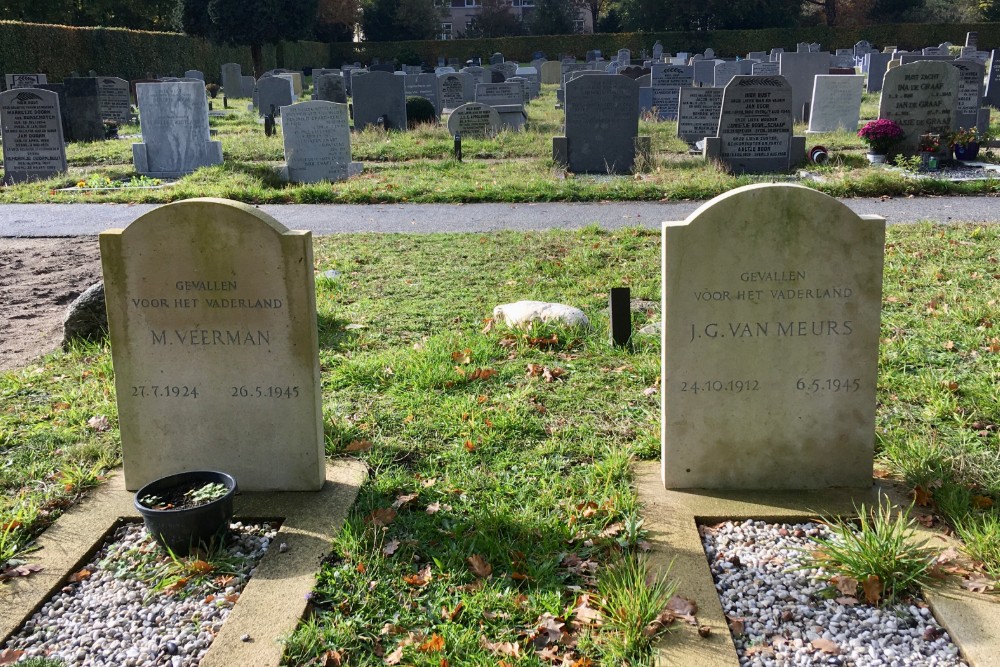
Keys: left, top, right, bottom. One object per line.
{"left": 454, "top": 133, "right": 462, "bottom": 162}
{"left": 609, "top": 287, "right": 631, "bottom": 348}
{"left": 223, "top": 95, "right": 228, "bottom": 109}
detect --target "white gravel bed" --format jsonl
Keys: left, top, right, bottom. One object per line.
{"left": 4, "top": 521, "right": 277, "bottom": 667}
{"left": 702, "top": 519, "right": 968, "bottom": 667}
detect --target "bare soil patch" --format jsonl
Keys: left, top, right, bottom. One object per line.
{"left": 0, "top": 237, "right": 102, "bottom": 372}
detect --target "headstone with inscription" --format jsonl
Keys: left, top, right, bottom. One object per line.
{"left": 404, "top": 73, "right": 438, "bottom": 109}
{"left": 879, "top": 61, "right": 959, "bottom": 154}
{"left": 807, "top": 75, "right": 863, "bottom": 133}
{"left": 779, "top": 51, "right": 832, "bottom": 122}
{"left": 752, "top": 61, "right": 780, "bottom": 76}
{"left": 257, "top": 75, "right": 294, "bottom": 116}
{"left": 703, "top": 75, "right": 804, "bottom": 174}
{"left": 98, "top": 77, "right": 132, "bottom": 124}
{"left": 437, "top": 72, "right": 474, "bottom": 113}
{"left": 461, "top": 66, "right": 488, "bottom": 87}
{"left": 677, "top": 87, "right": 723, "bottom": 145}
{"left": 133, "top": 82, "right": 222, "bottom": 177}
{"left": 280, "top": 101, "right": 360, "bottom": 183}
{"left": 64, "top": 77, "right": 105, "bottom": 142}
{"left": 514, "top": 66, "right": 540, "bottom": 98}
{"left": 315, "top": 74, "right": 348, "bottom": 104}
{"left": 661, "top": 183, "right": 885, "bottom": 490}
{"left": 0, "top": 88, "right": 67, "bottom": 184}
{"left": 650, "top": 64, "right": 694, "bottom": 120}
{"left": 352, "top": 71, "right": 406, "bottom": 130}
{"left": 985, "top": 50, "right": 1000, "bottom": 108}
{"left": 554, "top": 75, "right": 644, "bottom": 174}
{"left": 5, "top": 74, "right": 47, "bottom": 89}
{"left": 100, "top": 199, "right": 325, "bottom": 492}
{"left": 447, "top": 102, "right": 501, "bottom": 137}
{"left": 951, "top": 60, "right": 985, "bottom": 131}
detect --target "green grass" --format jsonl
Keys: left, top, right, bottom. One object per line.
{"left": 2, "top": 224, "right": 1000, "bottom": 663}
{"left": 2, "top": 88, "right": 999, "bottom": 204}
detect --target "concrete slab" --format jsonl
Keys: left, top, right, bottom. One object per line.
{"left": 1, "top": 461, "right": 365, "bottom": 666}
{"left": 636, "top": 462, "right": 999, "bottom": 666}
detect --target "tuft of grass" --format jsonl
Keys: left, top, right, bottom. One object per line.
{"left": 803, "top": 500, "right": 938, "bottom": 605}
{"left": 953, "top": 511, "right": 1000, "bottom": 580}
{"left": 596, "top": 554, "right": 679, "bottom": 662}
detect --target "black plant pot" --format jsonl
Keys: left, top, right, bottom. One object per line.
{"left": 134, "top": 470, "right": 237, "bottom": 557}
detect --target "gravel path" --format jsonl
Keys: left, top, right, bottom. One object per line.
{"left": 4, "top": 521, "right": 276, "bottom": 666}
{"left": 702, "top": 520, "right": 967, "bottom": 667}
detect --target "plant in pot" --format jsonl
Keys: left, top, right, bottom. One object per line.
{"left": 857, "top": 119, "right": 903, "bottom": 164}
{"left": 135, "top": 470, "right": 237, "bottom": 557}
{"left": 949, "top": 126, "right": 982, "bottom": 161}
{"left": 916, "top": 133, "right": 941, "bottom": 170}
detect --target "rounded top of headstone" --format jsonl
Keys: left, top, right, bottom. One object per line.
{"left": 446, "top": 102, "right": 501, "bottom": 137}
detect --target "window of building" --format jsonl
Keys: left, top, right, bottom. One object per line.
{"left": 573, "top": 18, "right": 585, "bottom": 32}
{"left": 439, "top": 22, "right": 452, "bottom": 40}
{"left": 464, "top": 0, "right": 480, "bottom": 6}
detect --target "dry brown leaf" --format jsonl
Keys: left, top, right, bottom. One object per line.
{"left": 356, "top": 562, "right": 367, "bottom": 574}
{"left": 972, "top": 495, "right": 994, "bottom": 509}
{"left": 381, "top": 539, "right": 401, "bottom": 556}
{"left": 419, "top": 634, "right": 445, "bottom": 652}
{"left": 467, "top": 554, "right": 493, "bottom": 578}
{"left": 464, "top": 440, "right": 477, "bottom": 452}
{"left": 570, "top": 658, "right": 593, "bottom": 667}
{"left": 727, "top": 616, "right": 745, "bottom": 635}
{"left": 426, "top": 502, "right": 442, "bottom": 514}
{"left": 835, "top": 596, "right": 858, "bottom": 606}
{"left": 392, "top": 492, "right": 419, "bottom": 510}
{"left": 346, "top": 439, "right": 373, "bottom": 452}
{"left": 571, "top": 594, "right": 602, "bottom": 626}
{"left": 403, "top": 564, "right": 432, "bottom": 587}
{"left": 912, "top": 485, "right": 934, "bottom": 506}
{"left": 862, "top": 575, "right": 882, "bottom": 605}
{"left": 0, "top": 563, "right": 43, "bottom": 582}
{"left": 832, "top": 575, "right": 858, "bottom": 596}
{"left": 667, "top": 595, "right": 698, "bottom": 620}
{"left": 962, "top": 575, "right": 995, "bottom": 593}
{"left": 469, "top": 368, "right": 497, "bottom": 381}
{"left": 599, "top": 522, "right": 623, "bottom": 538}
{"left": 481, "top": 318, "right": 495, "bottom": 334}
{"left": 526, "top": 363, "right": 544, "bottom": 377}
{"left": 811, "top": 638, "right": 841, "bottom": 655}
{"left": 68, "top": 568, "right": 92, "bottom": 583}
{"left": 576, "top": 501, "right": 598, "bottom": 518}
{"left": 479, "top": 636, "right": 521, "bottom": 657}
{"left": 87, "top": 415, "right": 111, "bottom": 432}
{"left": 0, "top": 649, "right": 25, "bottom": 665}
{"left": 383, "top": 645, "right": 404, "bottom": 665}
{"left": 697, "top": 625, "right": 712, "bottom": 637}
{"left": 535, "top": 613, "right": 565, "bottom": 645}
{"left": 451, "top": 349, "right": 472, "bottom": 364}
{"left": 367, "top": 508, "right": 397, "bottom": 527}
{"left": 442, "top": 602, "right": 465, "bottom": 621}
{"left": 542, "top": 366, "right": 565, "bottom": 382}
{"left": 321, "top": 649, "right": 343, "bottom": 666}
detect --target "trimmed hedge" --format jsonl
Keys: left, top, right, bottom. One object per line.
{"left": 0, "top": 21, "right": 330, "bottom": 83}
{"left": 329, "top": 23, "right": 1000, "bottom": 65}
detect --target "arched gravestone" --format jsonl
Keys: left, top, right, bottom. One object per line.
{"left": 879, "top": 60, "right": 959, "bottom": 155}
{"left": 447, "top": 102, "right": 501, "bottom": 137}
{"left": 100, "top": 199, "right": 325, "bottom": 492}
{"left": 661, "top": 184, "right": 885, "bottom": 490}
{"left": 0, "top": 88, "right": 67, "bottom": 184}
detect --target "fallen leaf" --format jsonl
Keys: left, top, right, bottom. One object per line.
{"left": 188, "top": 559, "right": 214, "bottom": 575}
{"left": 570, "top": 658, "right": 593, "bottom": 667}
{"left": 599, "top": 522, "right": 623, "bottom": 538}
{"left": 0, "top": 563, "right": 43, "bottom": 582}
{"left": 912, "top": 485, "right": 934, "bottom": 506}
{"left": 727, "top": 616, "right": 745, "bottom": 635}
{"left": 972, "top": 495, "right": 994, "bottom": 509}
{"left": 383, "top": 539, "right": 400, "bottom": 556}
{"left": 346, "top": 439, "right": 373, "bottom": 452}
{"left": 481, "top": 318, "right": 495, "bottom": 334}
{"left": 403, "top": 564, "right": 432, "bottom": 587}
{"left": 419, "top": 634, "right": 445, "bottom": 652}
{"left": 862, "top": 575, "right": 882, "bottom": 605}
{"left": 467, "top": 554, "right": 493, "bottom": 578}
{"left": 469, "top": 368, "right": 497, "bottom": 381}
{"left": 87, "top": 415, "right": 111, "bottom": 432}
{"left": 832, "top": 575, "right": 858, "bottom": 596}
{"left": 321, "top": 649, "right": 343, "bottom": 666}
{"left": 367, "top": 508, "right": 397, "bottom": 527}
{"left": 356, "top": 562, "right": 367, "bottom": 574}
{"left": 479, "top": 636, "right": 520, "bottom": 657}
{"left": 68, "top": 568, "right": 92, "bottom": 583}
{"left": 576, "top": 501, "right": 598, "bottom": 518}
{"left": 542, "top": 366, "right": 565, "bottom": 383}
{"left": 534, "top": 613, "right": 565, "bottom": 646}
{"left": 392, "top": 493, "right": 419, "bottom": 510}
{"left": 442, "top": 602, "right": 465, "bottom": 621}
{"left": 403, "top": 414, "right": 414, "bottom": 423}
{"left": 667, "top": 595, "right": 698, "bottom": 619}
{"left": 426, "top": 502, "right": 442, "bottom": 514}
{"left": 383, "top": 645, "right": 403, "bottom": 665}
{"left": 464, "top": 440, "right": 476, "bottom": 452}
{"left": 962, "top": 575, "right": 994, "bottom": 593}
{"left": 526, "top": 363, "right": 544, "bottom": 377}
{"left": 811, "top": 638, "right": 841, "bottom": 655}
{"left": 0, "top": 649, "right": 25, "bottom": 665}
{"left": 570, "top": 594, "right": 602, "bottom": 626}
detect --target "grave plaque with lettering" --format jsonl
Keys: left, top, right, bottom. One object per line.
{"left": 101, "top": 199, "right": 325, "bottom": 492}
{"left": 98, "top": 77, "right": 131, "bottom": 124}
{"left": 807, "top": 75, "right": 864, "bottom": 132}
{"left": 447, "top": 102, "right": 501, "bottom": 137}
{"left": 0, "top": 88, "right": 67, "bottom": 184}
{"left": 677, "top": 87, "right": 722, "bottom": 144}
{"left": 650, "top": 64, "right": 693, "bottom": 120}
{"left": 281, "top": 100, "right": 353, "bottom": 183}
{"left": 951, "top": 60, "right": 985, "bottom": 130}
{"left": 5, "top": 73, "right": 47, "bottom": 89}
{"left": 879, "top": 61, "right": 958, "bottom": 154}
{"left": 662, "top": 183, "right": 885, "bottom": 490}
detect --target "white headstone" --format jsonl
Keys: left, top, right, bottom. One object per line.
{"left": 281, "top": 101, "right": 354, "bottom": 183}
{"left": 807, "top": 75, "right": 864, "bottom": 133}
{"left": 133, "top": 82, "right": 222, "bottom": 177}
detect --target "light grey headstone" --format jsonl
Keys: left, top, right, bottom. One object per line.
{"left": 704, "top": 75, "right": 804, "bottom": 174}
{"left": 100, "top": 200, "right": 325, "bottom": 492}
{"left": 475, "top": 82, "right": 523, "bottom": 107}
{"left": 661, "top": 183, "right": 885, "bottom": 490}
{"left": 281, "top": 101, "right": 354, "bottom": 183}
{"left": 257, "top": 76, "right": 294, "bottom": 116}
{"left": 752, "top": 61, "right": 780, "bottom": 76}
{"left": 98, "top": 77, "right": 131, "bottom": 124}
{"left": 704, "top": 48, "right": 715, "bottom": 59}
{"left": 352, "top": 70, "right": 406, "bottom": 131}
{"left": 714, "top": 61, "right": 741, "bottom": 88}
{"left": 461, "top": 66, "right": 488, "bottom": 87}
{"left": 557, "top": 75, "right": 641, "bottom": 174}
{"left": 694, "top": 60, "right": 722, "bottom": 87}
{"left": 500, "top": 62, "right": 518, "bottom": 79}
{"left": 618, "top": 49, "right": 631, "bottom": 65}
{"left": 437, "top": 72, "right": 474, "bottom": 113}
{"left": 241, "top": 76, "right": 256, "bottom": 98}
{"left": 779, "top": 51, "right": 832, "bottom": 122}
{"left": 315, "top": 74, "right": 348, "bottom": 104}
{"left": 0, "top": 88, "right": 67, "bottom": 184}
{"left": 879, "top": 61, "right": 959, "bottom": 154}
{"left": 133, "top": 82, "right": 222, "bottom": 177}
{"left": 650, "top": 64, "right": 693, "bottom": 120}
{"left": 899, "top": 54, "right": 955, "bottom": 65}
{"left": 184, "top": 70, "right": 205, "bottom": 81}
{"left": 402, "top": 65, "right": 423, "bottom": 76}
{"left": 677, "top": 87, "right": 723, "bottom": 145}
{"left": 951, "top": 60, "right": 985, "bottom": 131}
{"left": 221, "top": 63, "right": 242, "bottom": 97}
{"left": 653, "top": 41, "right": 664, "bottom": 61}
{"left": 807, "top": 75, "right": 863, "bottom": 133}
{"left": 769, "top": 48, "right": 784, "bottom": 62}
{"left": 435, "top": 66, "right": 456, "bottom": 75}
{"left": 854, "top": 41, "right": 872, "bottom": 57}
{"left": 64, "top": 77, "right": 105, "bottom": 142}
{"left": 985, "top": 50, "right": 1000, "bottom": 108}
{"left": 514, "top": 66, "right": 539, "bottom": 98}
{"left": 447, "top": 102, "right": 501, "bottom": 137}
{"left": 404, "top": 73, "right": 438, "bottom": 109}
{"left": 747, "top": 51, "right": 767, "bottom": 62}
{"left": 864, "top": 53, "right": 892, "bottom": 93}
{"left": 5, "top": 73, "right": 47, "bottom": 89}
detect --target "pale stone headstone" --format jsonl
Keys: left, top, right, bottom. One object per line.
{"left": 779, "top": 51, "right": 832, "bottom": 122}
{"left": 133, "top": 82, "right": 222, "bottom": 177}
{"left": 951, "top": 60, "right": 985, "bottom": 131}
{"left": 554, "top": 75, "right": 642, "bottom": 174}
{"left": 514, "top": 66, "right": 540, "bottom": 98}
{"left": 653, "top": 41, "right": 664, "bottom": 62}
{"left": 704, "top": 75, "right": 804, "bottom": 174}
{"left": 879, "top": 61, "right": 959, "bottom": 154}
{"left": 5, "top": 73, "right": 47, "bottom": 89}
{"left": 475, "top": 82, "right": 524, "bottom": 107}
{"left": 257, "top": 76, "right": 294, "bottom": 116}
{"left": 281, "top": 101, "right": 357, "bottom": 183}
{"left": 221, "top": 63, "right": 242, "bottom": 98}
{"left": 618, "top": 49, "right": 631, "bottom": 65}
{"left": 752, "top": 61, "right": 780, "bottom": 76}
{"left": 714, "top": 61, "right": 748, "bottom": 89}
{"left": 0, "top": 88, "right": 67, "bottom": 184}
{"left": 315, "top": 74, "right": 348, "bottom": 104}
{"left": 461, "top": 66, "right": 488, "bottom": 87}
{"left": 650, "top": 64, "right": 694, "bottom": 120}
{"left": 404, "top": 73, "right": 438, "bottom": 109}
{"left": 769, "top": 48, "right": 784, "bottom": 62}
{"left": 864, "top": 52, "right": 892, "bottom": 93}
{"left": 447, "top": 102, "right": 501, "bottom": 137}
{"left": 97, "top": 77, "right": 131, "bottom": 124}
{"left": 184, "top": 70, "right": 205, "bottom": 81}
{"left": 100, "top": 199, "right": 325, "bottom": 492}
{"left": 694, "top": 59, "right": 722, "bottom": 87}
{"left": 807, "top": 75, "right": 863, "bottom": 133}
{"left": 747, "top": 51, "right": 767, "bottom": 62}
{"left": 352, "top": 71, "right": 406, "bottom": 130}
{"left": 437, "top": 72, "right": 474, "bottom": 113}
{"left": 541, "top": 61, "right": 562, "bottom": 84}
{"left": 661, "top": 183, "right": 885, "bottom": 490}
{"left": 677, "top": 87, "right": 723, "bottom": 145}
{"left": 64, "top": 77, "right": 105, "bottom": 142}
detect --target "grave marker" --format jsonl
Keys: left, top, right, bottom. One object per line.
{"left": 280, "top": 100, "right": 357, "bottom": 183}
{"left": 879, "top": 61, "right": 958, "bottom": 154}
{"left": 650, "top": 64, "right": 694, "bottom": 120}
{"left": 661, "top": 183, "right": 885, "bottom": 490}
{"left": 98, "top": 77, "right": 131, "bottom": 124}
{"left": 0, "top": 88, "right": 67, "bottom": 184}
{"left": 807, "top": 75, "right": 863, "bottom": 133}
{"left": 553, "top": 75, "right": 643, "bottom": 174}
{"left": 677, "top": 87, "right": 723, "bottom": 145}
{"left": 133, "top": 81, "right": 222, "bottom": 177}
{"left": 64, "top": 77, "right": 105, "bottom": 142}
{"left": 257, "top": 76, "right": 294, "bottom": 116}
{"left": 315, "top": 74, "right": 348, "bottom": 104}
{"left": 100, "top": 199, "right": 325, "bottom": 492}
{"left": 5, "top": 74, "right": 47, "bottom": 89}
{"left": 446, "top": 102, "right": 501, "bottom": 137}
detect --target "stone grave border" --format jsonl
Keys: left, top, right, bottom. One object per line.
{"left": 635, "top": 462, "right": 998, "bottom": 666}
{"left": 1, "top": 461, "right": 365, "bottom": 667}
{"left": 55, "top": 182, "right": 178, "bottom": 192}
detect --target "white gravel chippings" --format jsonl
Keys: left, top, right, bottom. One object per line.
{"left": 4, "top": 521, "right": 277, "bottom": 666}
{"left": 702, "top": 519, "right": 968, "bottom": 667}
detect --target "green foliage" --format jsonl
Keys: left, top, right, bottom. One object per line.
{"left": 405, "top": 96, "right": 437, "bottom": 127}
{"left": 361, "top": 0, "right": 438, "bottom": 42}
{"left": 1, "top": 0, "right": 175, "bottom": 31}
{"left": 529, "top": 0, "right": 577, "bottom": 35}
{"left": 803, "top": 500, "right": 939, "bottom": 605}
{"left": 596, "top": 555, "right": 679, "bottom": 662}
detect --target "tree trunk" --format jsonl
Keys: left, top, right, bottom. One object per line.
{"left": 251, "top": 43, "right": 264, "bottom": 79}
{"left": 825, "top": 0, "right": 837, "bottom": 26}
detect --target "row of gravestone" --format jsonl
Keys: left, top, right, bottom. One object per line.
{"left": 100, "top": 181, "right": 884, "bottom": 494}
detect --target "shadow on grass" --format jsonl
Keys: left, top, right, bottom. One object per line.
{"left": 316, "top": 313, "right": 357, "bottom": 353}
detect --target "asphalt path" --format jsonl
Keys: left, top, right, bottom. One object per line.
{"left": 1, "top": 196, "right": 999, "bottom": 236}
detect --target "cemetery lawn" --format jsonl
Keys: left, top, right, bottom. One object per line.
{"left": 2, "top": 224, "right": 1000, "bottom": 665}
{"left": 1, "top": 88, "right": 999, "bottom": 204}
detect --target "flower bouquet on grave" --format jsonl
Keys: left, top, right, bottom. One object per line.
{"left": 948, "top": 127, "right": 983, "bottom": 161}
{"left": 857, "top": 119, "right": 903, "bottom": 163}
{"left": 917, "top": 134, "right": 942, "bottom": 170}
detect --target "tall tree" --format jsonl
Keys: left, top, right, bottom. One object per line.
{"left": 467, "top": 0, "right": 524, "bottom": 37}
{"left": 315, "top": 0, "right": 360, "bottom": 41}
{"left": 361, "top": 0, "right": 438, "bottom": 41}
{"left": 530, "top": 0, "right": 577, "bottom": 34}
